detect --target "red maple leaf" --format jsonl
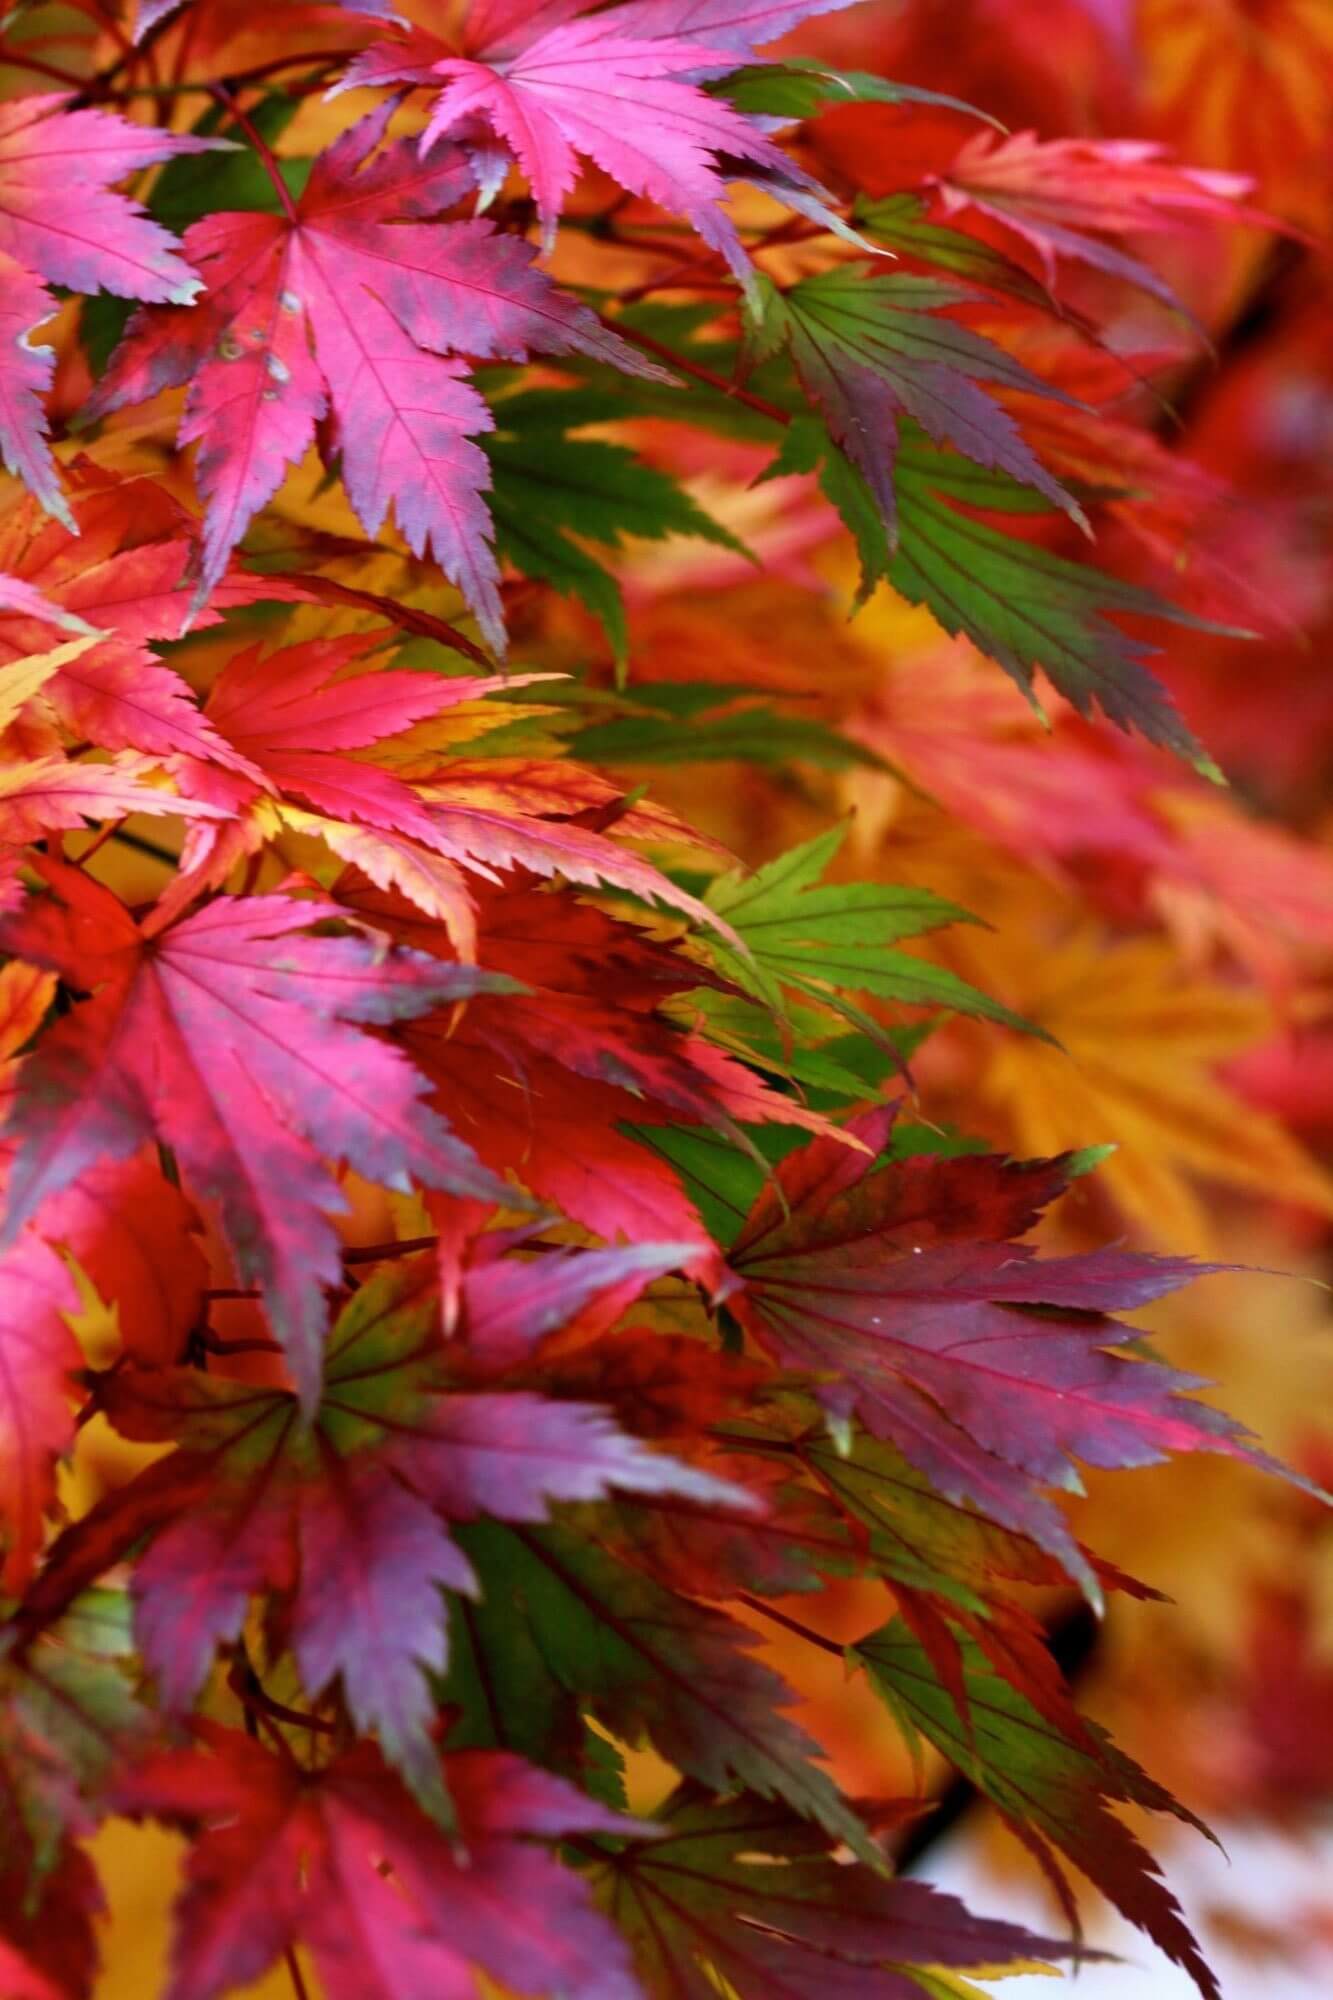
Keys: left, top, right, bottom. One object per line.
{"left": 0, "top": 96, "right": 219, "bottom": 522}
{"left": 338, "top": 0, "right": 854, "bottom": 275}
{"left": 598, "top": 1786, "right": 1079, "bottom": 2000}
{"left": 51, "top": 1250, "right": 743, "bottom": 1812}
{"left": 0, "top": 1231, "right": 82, "bottom": 1592}
{"left": 0, "top": 860, "right": 517, "bottom": 1408}
{"left": 29, "top": 1151, "right": 208, "bottom": 1369}
{"left": 0, "top": 475, "right": 300, "bottom": 765}
{"left": 337, "top": 873, "right": 827, "bottom": 1272}
{"left": 87, "top": 104, "right": 664, "bottom": 642}
{"left": 725, "top": 1101, "right": 1290, "bottom": 1596}
{"left": 118, "top": 1726, "right": 648, "bottom": 2000}
{"left": 931, "top": 130, "right": 1273, "bottom": 313}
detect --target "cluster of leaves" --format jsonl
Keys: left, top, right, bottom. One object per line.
{"left": 0, "top": 2, "right": 1322, "bottom": 1997}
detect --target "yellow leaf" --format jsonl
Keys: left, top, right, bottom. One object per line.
{"left": 0, "top": 634, "right": 99, "bottom": 735}
{"left": 973, "top": 924, "right": 1333, "bottom": 1251}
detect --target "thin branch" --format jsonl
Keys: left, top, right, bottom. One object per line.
{"left": 109, "top": 826, "right": 179, "bottom": 865}
{"left": 284, "top": 1949, "right": 312, "bottom": 2000}
{"left": 208, "top": 81, "right": 298, "bottom": 225}
{"left": 736, "top": 1593, "right": 846, "bottom": 1657}
{"left": 89, "top": 49, "right": 354, "bottom": 102}
{"left": 283, "top": 573, "right": 491, "bottom": 663}
{"left": 342, "top": 1234, "right": 439, "bottom": 1266}
{"left": 227, "top": 1661, "right": 338, "bottom": 1737}
{"left": 71, "top": 819, "right": 124, "bottom": 867}
{"left": 602, "top": 318, "right": 791, "bottom": 425}
{"left": 0, "top": 47, "right": 89, "bottom": 87}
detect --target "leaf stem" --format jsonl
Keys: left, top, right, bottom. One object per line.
{"left": 282, "top": 574, "right": 490, "bottom": 663}
{"left": 208, "top": 81, "right": 299, "bottom": 225}
{"left": 227, "top": 1660, "right": 338, "bottom": 1737}
{"left": 601, "top": 319, "right": 791, "bottom": 425}
{"left": 109, "top": 827, "right": 179, "bottom": 865}
{"left": 284, "top": 1950, "right": 312, "bottom": 2000}
{"left": 736, "top": 1592, "right": 846, "bottom": 1658}
{"left": 0, "top": 48, "right": 89, "bottom": 87}
{"left": 342, "top": 1234, "right": 439, "bottom": 1265}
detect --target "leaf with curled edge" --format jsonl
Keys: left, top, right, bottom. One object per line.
{"left": 87, "top": 104, "right": 667, "bottom": 645}
{"left": 725, "top": 1101, "right": 1300, "bottom": 1602}
{"left": 26, "top": 1249, "right": 741, "bottom": 1820}
{"left": 931, "top": 130, "right": 1277, "bottom": 318}
{"left": 0, "top": 862, "right": 518, "bottom": 1412}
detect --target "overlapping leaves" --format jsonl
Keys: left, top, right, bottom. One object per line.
{"left": 0, "top": 10, "right": 1305, "bottom": 2000}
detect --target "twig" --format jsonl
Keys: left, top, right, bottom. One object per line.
{"left": 284, "top": 1950, "right": 312, "bottom": 2000}
{"left": 602, "top": 318, "right": 791, "bottom": 425}
{"left": 208, "top": 81, "right": 298, "bottom": 224}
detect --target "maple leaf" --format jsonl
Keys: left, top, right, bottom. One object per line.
{"left": 697, "top": 822, "right": 1036, "bottom": 1038}
{"left": 0, "top": 1232, "right": 82, "bottom": 1593}
{"left": 0, "top": 96, "right": 221, "bottom": 522}
{"left": 0, "top": 755, "right": 225, "bottom": 847}
{"left": 31, "top": 1251, "right": 740, "bottom": 1814}
{"left": 607, "top": 1445, "right": 857, "bottom": 1599}
{"left": 443, "top": 1227, "right": 703, "bottom": 1365}
{"left": 771, "top": 1426, "right": 1095, "bottom": 1628}
{"left": 446, "top": 1518, "right": 876, "bottom": 1858}
{"left": 745, "top": 266, "right": 1083, "bottom": 535}
{"left": 0, "top": 862, "right": 519, "bottom": 1409}
{"left": 0, "top": 1588, "right": 145, "bottom": 1998}
{"left": 0, "top": 1588, "right": 142, "bottom": 1876}
{"left": 785, "top": 420, "right": 1229, "bottom": 763}
{"left": 483, "top": 389, "right": 752, "bottom": 663}
{"left": 29, "top": 1150, "right": 208, "bottom": 1368}
{"left": 596, "top": 1785, "right": 1075, "bottom": 2000}
{"left": 337, "top": 0, "right": 856, "bottom": 279}
{"left": 118, "top": 1725, "right": 648, "bottom": 2000}
{"left": 852, "top": 1617, "right": 1221, "bottom": 1999}
{"left": 88, "top": 104, "right": 666, "bottom": 644}
{"left": 856, "top": 192, "right": 1070, "bottom": 314}
{"left": 967, "top": 920, "right": 1333, "bottom": 1250}
{"left": 0, "top": 476, "right": 298, "bottom": 766}
{"left": 160, "top": 630, "right": 517, "bottom": 888}
{"left": 156, "top": 634, "right": 734, "bottom": 946}
{"left": 0, "top": 579, "right": 93, "bottom": 634}
{"left": 0, "top": 1847, "right": 101, "bottom": 2000}
{"left": 329, "top": 872, "right": 832, "bottom": 1270}
{"left": 724, "top": 1102, "right": 1294, "bottom": 1598}
{"left": 931, "top": 130, "right": 1268, "bottom": 316}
